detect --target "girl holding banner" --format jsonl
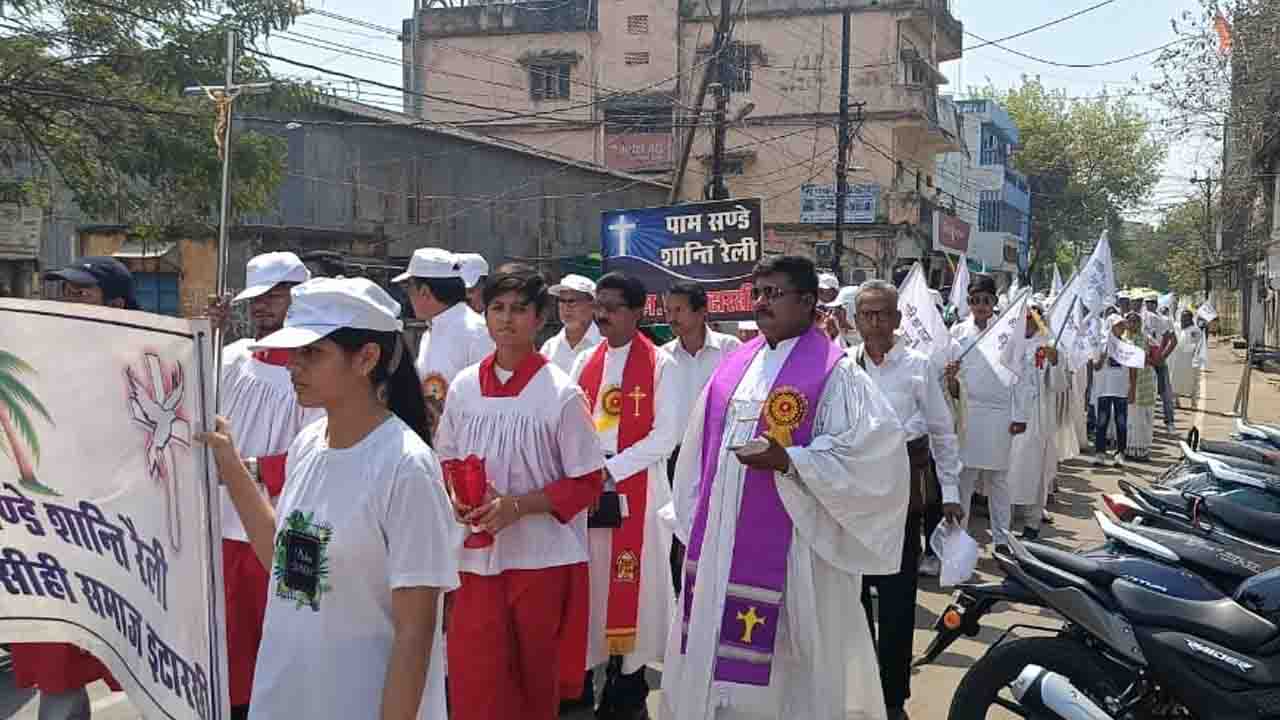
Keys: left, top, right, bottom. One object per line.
{"left": 1091, "top": 315, "right": 1139, "bottom": 467}
{"left": 200, "top": 278, "right": 460, "bottom": 720}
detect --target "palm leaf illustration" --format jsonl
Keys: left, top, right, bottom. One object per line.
{"left": 0, "top": 350, "right": 58, "bottom": 495}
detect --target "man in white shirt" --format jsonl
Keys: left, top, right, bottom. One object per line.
{"left": 395, "top": 248, "right": 494, "bottom": 416}
{"left": 569, "top": 272, "right": 679, "bottom": 720}
{"left": 458, "top": 252, "right": 490, "bottom": 315}
{"left": 541, "top": 274, "right": 603, "bottom": 372}
{"left": 1143, "top": 293, "right": 1178, "bottom": 433}
{"left": 662, "top": 255, "right": 908, "bottom": 720}
{"left": 661, "top": 281, "right": 742, "bottom": 591}
{"left": 817, "top": 272, "right": 840, "bottom": 305}
{"left": 945, "top": 273, "right": 1027, "bottom": 554}
{"left": 207, "top": 252, "right": 324, "bottom": 719}
{"left": 850, "top": 280, "right": 962, "bottom": 720}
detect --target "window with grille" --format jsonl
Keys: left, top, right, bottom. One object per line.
{"left": 624, "top": 51, "right": 650, "bottom": 65}
{"left": 695, "top": 41, "right": 755, "bottom": 93}
{"left": 529, "top": 63, "right": 572, "bottom": 100}
{"left": 626, "top": 14, "right": 649, "bottom": 34}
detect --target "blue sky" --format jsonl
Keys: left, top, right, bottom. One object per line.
{"left": 266, "top": 0, "right": 1214, "bottom": 221}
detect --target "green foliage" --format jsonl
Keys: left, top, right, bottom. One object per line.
{"left": 1155, "top": 199, "right": 1212, "bottom": 296}
{"left": 968, "top": 79, "right": 1166, "bottom": 279}
{"left": 0, "top": 0, "right": 305, "bottom": 228}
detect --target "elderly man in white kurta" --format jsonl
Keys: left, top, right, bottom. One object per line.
{"left": 663, "top": 255, "right": 908, "bottom": 720}
{"left": 569, "top": 271, "right": 679, "bottom": 718}
{"left": 946, "top": 273, "right": 1028, "bottom": 551}
{"left": 1008, "top": 306, "right": 1065, "bottom": 541}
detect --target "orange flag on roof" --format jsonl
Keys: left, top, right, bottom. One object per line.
{"left": 1215, "top": 12, "right": 1233, "bottom": 55}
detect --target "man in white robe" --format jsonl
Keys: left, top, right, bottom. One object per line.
{"left": 569, "top": 271, "right": 678, "bottom": 720}
{"left": 946, "top": 273, "right": 1027, "bottom": 552}
{"left": 1007, "top": 305, "right": 1065, "bottom": 541}
{"left": 663, "top": 255, "right": 908, "bottom": 720}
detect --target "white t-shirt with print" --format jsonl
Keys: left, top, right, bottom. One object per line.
{"left": 249, "top": 416, "right": 461, "bottom": 720}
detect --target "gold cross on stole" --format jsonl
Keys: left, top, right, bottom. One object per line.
{"left": 736, "top": 606, "right": 766, "bottom": 644}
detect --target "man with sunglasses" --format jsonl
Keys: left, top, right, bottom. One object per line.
{"left": 542, "top": 274, "right": 603, "bottom": 372}
{"left": 569, "top": 272, "right": 679, "bottom": 720}
{"left": 945, "top": 274, "right": 1027, "bottom": 555}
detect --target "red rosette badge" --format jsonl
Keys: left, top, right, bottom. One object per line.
{"left": 443, "top": 455, "right": 494, "bottom": 548}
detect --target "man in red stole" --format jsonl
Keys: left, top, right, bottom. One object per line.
{"left": 569, "top": 272, "right": 680, "bottom": 720}
{"left": 661, "top": 255, "right": 909, "bottom": 720}
{"left": 435, "top": 263, "right": 605, "bottom": 720}
{"left": 206, "top": 251, "right": 323, "bottom": 719}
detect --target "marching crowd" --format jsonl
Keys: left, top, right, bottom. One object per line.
{"left": 10, "top": 250, "right": 1207, "bottom": 720}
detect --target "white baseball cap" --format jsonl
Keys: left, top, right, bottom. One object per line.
{"left": 549, "top": 274, "right": 597, "bottom": 298}
{"left": 823, "top": 285, "right": 859, "bottom": 309}
{"left": 738, "top": 320, "right": 758, "bottom": 331}
{"left": 818, "top": 273, "right": 839, "bottom": 291}
{"left": 250, "top": 277, "right": 403, "bottom": 350}
{"left": 392, "top": 248, "right": 462, "bottom": 284}
{"left": 233, "top": 252, "right": 311, "bottom": 303}
{"left": 457, "top": 253, "right": 489, "bottom": 289}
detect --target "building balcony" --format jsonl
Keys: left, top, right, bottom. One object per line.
{"left": 866, "top": 84, "right": 963, "bottom": 155}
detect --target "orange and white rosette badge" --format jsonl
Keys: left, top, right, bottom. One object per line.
{"left": 596, "top": 385, "right": 622, "bottom": 432}
{"left": 764, "top": 386, "right": 807, "bottom": 447}
{"left": 422, "top": 372, "right": 449, "bottom": 402}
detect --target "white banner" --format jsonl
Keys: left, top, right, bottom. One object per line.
{"left": 964, "top": 288, "right": 1032, "bottom": 386}
{"left": 1197, "top": 300, "right": 1219, "bottom": 324}
{"left": 949, "top": 254, "right": 970, "bottom": 320}
{"left": 0, "top": 299, "right": 226, "bottom": 720}
{"left": 1079, "top": 230, "right": 1117, "bottom": 313}
{"left": 897, "top": 263, "right": 950, "bottom": 363}
{"left": 1107, "top": 333, "right": 1149, "bottom": 369}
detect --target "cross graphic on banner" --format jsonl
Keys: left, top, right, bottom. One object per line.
{"left": 608, "top": 215, "right": 637, "bottom": 256}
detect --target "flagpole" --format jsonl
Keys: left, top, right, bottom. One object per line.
{"left": 1051, "top": 296, "right": 1079, "bottom": 350}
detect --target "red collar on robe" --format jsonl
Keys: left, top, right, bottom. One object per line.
{"left": 478, "top": 351, "right": 547, "bottom": 397}
{"left": 252, "top": 349, "right": 291, "bottom": 367}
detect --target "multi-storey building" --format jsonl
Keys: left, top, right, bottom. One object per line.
{"left": 404, "top": 0, "right": 964, "bottom": 281}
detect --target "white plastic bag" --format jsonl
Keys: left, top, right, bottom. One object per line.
{"left": 929, "top": 522, "right": 979, "bottom": 588}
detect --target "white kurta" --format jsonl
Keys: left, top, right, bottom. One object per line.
{"left": 951, "top": 318, "right": 1027, "bottom": 470}
{"left": 569, "top": 340, "right": 680, "bottom": 673}
{"left": 1054, "top": 370, "right": 1081, "bottom": 464}
{"left": 1008, "top": 341, "right": 1065, "bottom": 507}
{"left": 1170, "top": 325, "right": 1203, "bottom": 396}
{"left": 663, "top": 340, "right": 909, "bottom": 720}
{"left": 540, "top": 323, "right": 603, "bottom": 373}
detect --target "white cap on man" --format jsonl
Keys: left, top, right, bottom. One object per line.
{"left": 392, "top": 248, "right": 463, "bottom": 284}
{"left": 548, "top": 274, "right": 597, "bottom": 298}
{"left": 233, "top": 252, "right": 311, "bottom": 303}
{"left": 457, "top": 253, "right": 489, "bottom": 289}
{"left": 818, "top": 273, "right": 840, "bottom": 292}
{"left": 250, "top": 278, "right": 403, "bottom": 350}
{"left": 823, "top": 285, "right": 859, "bottom": 310}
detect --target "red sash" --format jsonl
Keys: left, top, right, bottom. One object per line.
{"left": 577, "top": 332, "right": 655, "bottom": 656}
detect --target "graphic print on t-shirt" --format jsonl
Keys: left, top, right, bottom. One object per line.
{"left": 274, "top": 509, "right": 333, "bottom": 611}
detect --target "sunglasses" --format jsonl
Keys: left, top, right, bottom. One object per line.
{"left": 968, "top": 294, "right": 996, "bottom": 307}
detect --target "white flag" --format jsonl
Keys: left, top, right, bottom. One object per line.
{"left": 965, "top": 288, "right": 1032, "bottom": 386}
{"left": 1197, "top": 300, "right": 1218, "bottom": 324}
{"left": 1079, "top": 230, "right": 1117, "bottom": 313}
{"left": 950, "top": 254, "right": 970, "bottom": 320}
{"left": 1051, "top": 265, "right": 1064, "bottom": 298}
{"left": 898, "top": 263, "right": 950, "bottom": 363}
{"left": 1047, "top": 269, "right": 1081, "bottom": 347}
{"left": 1107, "top": 333, "right": 1148, "bottom": 369}
{"left": 1066, "top": 309, "right": 1099, "bottom": 371}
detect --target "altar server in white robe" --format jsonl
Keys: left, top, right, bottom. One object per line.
{"left": 663, "top": 255, "right": 908, "bottom": 720}
{"left": 945, "top": 273, "right": 1027, "bottom": 551}
{"left": 569, "top": 271, "right": 679, "bottom": 719}
{"left": 1008, "top": 303, "right": 1065, "bottom": 540}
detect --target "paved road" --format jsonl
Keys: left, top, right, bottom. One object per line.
{"left": 2, "top": 338, "right": 1271, "bottom": 720}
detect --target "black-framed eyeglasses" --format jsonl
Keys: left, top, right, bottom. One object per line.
{"left": 593, "top": 300, "right": 627, "bottom": 313}
{"left": 751, "top": 286, "right": 801, "bottom": 302}
{"left": 968, "top": 294, "right": 996, "bottom": 307}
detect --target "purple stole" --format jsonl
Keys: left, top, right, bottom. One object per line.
{"left": 681, "top": 326, "right": 844, "bottom": 686}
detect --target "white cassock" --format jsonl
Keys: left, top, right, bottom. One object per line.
{"left": 1009, "top": 341, "right": 1065, "bottom": 507}
{"left": 1170, "top": 325, "right": 1204, "bottom": 396}
{"left": 569, "top": 340, "right": 680, "bottom": 673}
{"left": 950, "top": 318, "right": 1025, "bottom": 470}
{"left": 1055, "top": 370, "right": 1081, "bottom": 464}
{"left": 663, "top": 342, "right": 908, "bottom": 720}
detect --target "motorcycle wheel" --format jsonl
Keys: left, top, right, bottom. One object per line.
{"left": 947, "top": 636, "right": 1131, "bottom": 720}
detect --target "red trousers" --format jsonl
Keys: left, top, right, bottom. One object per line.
{"left": 447, "top": 564, "right": 588, "bottom": 720}
{"left": 223, "top": 538, "right": 270, "bottom": 707}
{"left": 10, "top": 643, "right": 119, "bottom": 694}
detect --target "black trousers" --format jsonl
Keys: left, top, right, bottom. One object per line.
{"left": 667, "top": 447, "right": 684, "bottom": 594}
{"left": 860, "top": 511, "right": 923, "bottom": 712}
{"left": 921, "top": 458, "right": 943, "bottom": 557}
{"left": 599, "top": 656, "right": 649, "bottom": 714}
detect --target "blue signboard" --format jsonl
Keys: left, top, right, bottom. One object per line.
{"left": 601, "top": 198, "right": 763, "bottom": 321}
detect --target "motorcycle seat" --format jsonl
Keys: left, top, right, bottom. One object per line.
{"left": 1024, "top": 542, "right": 1115, "bottom": 587}
{"left": 1112, "top": 579, "right": 1278, "bottom": 652}
{"left": 1203, "top": 495, "right": 1280, "bottom": 547}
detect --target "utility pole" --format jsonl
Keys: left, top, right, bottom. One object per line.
{"left": 1190, "top": 172, "right": 1215, "bottom": 253}
{"left": 705, "top": 0, "right": 734, "bottom": 201}
{"left": 832, "top": 8, "right": 852, "bottom": 280}
{"left": 671, "top": 0, "right": 733, "bottom": 203}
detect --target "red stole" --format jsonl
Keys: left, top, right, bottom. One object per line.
{"left": 577, "top": 332, "right": 656, "bottom": 656}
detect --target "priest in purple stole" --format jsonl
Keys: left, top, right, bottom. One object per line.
{"left": 661, "top": 256, "right": 909, "bottom": 720}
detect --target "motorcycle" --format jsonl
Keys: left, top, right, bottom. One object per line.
{"left": 921, "top": 514, "right": 1280, "bottom": 720}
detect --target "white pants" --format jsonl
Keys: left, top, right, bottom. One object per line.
{"left": 960, "top": 468, "right": 1012, "bottom": 546}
